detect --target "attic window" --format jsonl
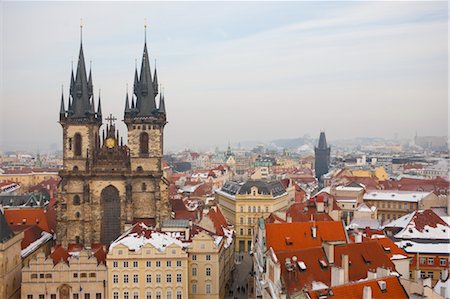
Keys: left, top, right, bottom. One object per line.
{"left": 22, "top": 218, "right": 26, "bottom": 224}
{"left": 362, "top": 253, "right": 371, "bottom": 264}
{"left": 285, "top": 237, "right": 293, "bottom": 246}
{"left": 319, "top": 259, "right": 328, "bottom": 269}
{"left": 298, "top": 261, "right": 307, "bottom": 271}
{"left": 383, "top": 247, "right": 391, "bottom": 253}
{"left": 409, "top": 228, "right": 413, "bottom": 233}
{"left": 377, "top": 280, "right": 387, "bottom": 292}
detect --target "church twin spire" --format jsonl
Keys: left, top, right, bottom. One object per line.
{"left": 60, "top": 25, "right": 101, "bottom": 123}
{"left": 125, "top": 38, "right": 166, "bottom": 118}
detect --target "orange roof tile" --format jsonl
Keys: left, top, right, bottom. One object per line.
{"left": 4, "top": 208, "right": 51, "bottom": 232}
{"left": 307, "top": 276, "right": 408, "bottom": 299}
{"left": 265, "top": 221, "right": 347, "bottom": 252}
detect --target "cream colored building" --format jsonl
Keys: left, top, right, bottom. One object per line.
{"left": 21, "top": 247, "right": 107, "bottom": 299}
{"left": 107, "top": 222, "right": 189, "bottom": 299}
{"left": 216, "top": 180, "right": 291, "bottom": 252}
{"left": 0, "top": 170, "right": 59, "bottom": 192}
{"left": 0, "top": 212, "right": 23, "bottom": 299}
{"left": 186, "top": 207, "right": 234, "bottom": 299}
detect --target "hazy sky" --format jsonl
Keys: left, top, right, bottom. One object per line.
{"left": 0, "top": 1, "right": 448, "bottom": 152}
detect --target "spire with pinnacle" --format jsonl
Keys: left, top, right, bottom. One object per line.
{"left": 125, "top": 86, "right": 130, "bottom": 113}
{"left": 158, "top": 87, "right": 166, "bottom": 115}
{"left": 97, "top": 89, "right": 102, "bottom": 118}
{"left": 64, "top": 21, "right": 100, "bottom": 123}
{"left": 60, "top": 86, "right": 66, "bottom": 118}
{"left": 153, "top": 60, "right": 159, "bottom": 97}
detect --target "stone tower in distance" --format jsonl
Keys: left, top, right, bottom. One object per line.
{"left": 56, "top": 28, "right": 170, "bottom": 247}
{"left": 314, "top": 131, "right": 330, "bottom": 183}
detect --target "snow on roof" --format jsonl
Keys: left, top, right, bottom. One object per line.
{"left": 356, "top": 203, "right": 376, "bottom": 212}
{"left": 396, "top": 240, "right": 450, "bottom": 254}
{"left": 21, "top": 231, "right": 52, "bottom": 258}
{"left": 363, "top": 190, "right": 432, "bottom": 202}
{"left": 311, "top": 281, "right": 328, "bottom": 291}
{"left": 335, "top": 186, "right": 364, "bottom": 192}
{"left": 383, "top": 212, "right": 415, "bottom": 230}
{"left": 110, "top": 222, "right": 186, "bottom": 252}
{"left": 391, "top": 254, "right": 408, "bottom": 260}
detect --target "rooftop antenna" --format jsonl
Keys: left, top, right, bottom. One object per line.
{"left": 80, "top": 18, "right": 83, "bottom": 44}
{"left": 144, "top": 18, "right": 148, "bottom": 43}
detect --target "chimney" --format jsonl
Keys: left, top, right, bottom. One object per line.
{"left": 376, "top": 267, "right": 390, "bottom": 278}
{"left": 362, "top": 286, "right": 372, "bottom": 299}
{"left": 355, "top": 232, "right": 363, "bottom": 243}
{"left": 342, "top": 254, "right": 349, "bottom": 283}
{"left": 316, "top": 201, "right": 324, "bottom": 213}
{"left": 441, "top": 268, "right": 449, "bottom": 281}
{"left": 311, "top": 226, "right": 317, "bottom": 239}
{"left": 286, "top": 214, "right": 292, "bottom": 223}
{"left": 323, "top": 242, "right": 334, "bottom": 264}
{"left": 331, "top": 266, "right": 344, "bottom": 286}
{"left": 414, "top": 269, "right": 421, "bottom": 283}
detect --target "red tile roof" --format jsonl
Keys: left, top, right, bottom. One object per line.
{"left": 286, "top": 202, "right": 333, "bottom": 223}
{"left": 275, "top": 241, "right": 396, "bottom": 295}
{"left": 50, "top": 245, "right": 70, "bottom": 265}
{"left": 307, "top": 276, "right": 408, "bottom": 299}
{"left": 265, "top": 221, "right": 347, "bottom": 252}
{"left": 4, "top": 208, "right": 51, "bottom": 232}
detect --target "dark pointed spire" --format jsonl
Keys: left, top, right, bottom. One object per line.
{"left": 60, "top": 85, "right": 66, "bottom": 116}
{"left": 158, "top": 87, "right": 166, "bottom": 114}
{"left": 70, "top": 61, "right": 75, "bottom": 94}
{"left": 97, "top": 89, "right": 102, "bottom": 118}
{"left": 124, "top": 86, "right": 130, "bottom": 113}
{"left": 131, "top": 96, "right": 136, "bottom": 109}
{"left": 153, "top": 60, "right": 159, "bottom": 97}
{"left": 88, "top": 61, "right": 93, "bottom": 97}
{"left": 318, "top": 132, "right": 328, "bottom": 149}
{"left": 68, "top": 22, "right": 92, "bottom": 119}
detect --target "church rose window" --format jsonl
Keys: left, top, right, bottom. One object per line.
{"left": 140, "top": 132, "right": 149, "bottom": 154}
{"left": 74, "top": 133, "right": 82, "bottom": 156}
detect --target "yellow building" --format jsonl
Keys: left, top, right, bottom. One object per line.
{"left": 0, "top": 169, "right": 59, "bottom": 192}
{"left": 107, "top": 222, "right": 189, "bottom": 299}
{"left": 216, "top": 180, "right": 292, "bottom": 252}
{"left": 187, "top": 207, "right": 234, "bottom": 299}
{"left": 351, "top": 166, "right": 388, "bottom": 181}
{"left": 363, "top": 190, "right": 436, "bottom": 223}
{"left": 21, "top": 246, "right": 107, "bottom": 299}
{"left": 0, "top": 211, "right": 23, "bottom": 299}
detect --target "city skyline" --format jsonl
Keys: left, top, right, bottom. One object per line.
{"left": 1, "top": 1, "right": 448, "bottom": 152}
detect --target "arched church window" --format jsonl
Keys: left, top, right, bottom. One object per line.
{"left": 142, "top": 183, "right": 147, "bottom": 191}
{"left": 74, "top": 133, "right": 82, "bottom": 156}
{"left": 137, "top": 166, "right": 143, "bottom": 172}
{"left": 75, "top": 211, "right": 80, "bottom": 218}
{"left": 73, "top": 166, "right": 79, "bottom": 172}
{"left": 73, "top": 195, "right": 81, "bottom": 205}
{"left": 140, "top": 132, "right": 149, "bottom": 155}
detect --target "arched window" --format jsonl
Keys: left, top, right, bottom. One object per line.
{"left": 75, "top": 211, "right": 81, "bottom": 218}
{"left": 74, "top": 133, "right": 82, "bottom": 156}
{"left": 142, "top": 183, "right": 147, "bottom": 191}
{"left": 140, "top": 132, "right": 149, "bottom": 155}
{"left": 73, "top": 195, "right": 81, "bottom": 205}
{"left": 137, "top": 166, "right": 143, "bottom": 172}
{"left": 73, "top": 166, "right": 79, "bottom": 172}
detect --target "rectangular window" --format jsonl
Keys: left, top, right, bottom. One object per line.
{"left": 240, "top": 228, "right": 243, "bottom": 236}
{"left": 39, "top": 295, "right": 45, "bottom": 299}
{"left": 192, "top": 267, "right": 197, "bottom": 276}
{"left": 146, "top": 261, "right": 151, "bottom": 267}
{"left": 410, "top": 203, "right": 414, "bottom": 210}
{"left": 176, "top": 260, "right": 181, "bottom": 267}
{"left": 166, "top": 273, "right": 172, "bottom": 283}
{"left": 156, "top": 261, "right": 161, "bottom": 267}
{"left": 265, "top": 206, "right": 269, "bottom": 213}
{"left": 27, "top": 296, "right": 33, "bottom": 299}
{"left": 51, "top": 295, "right": 56, "bottom": 299}
{"left": 206, "top": 267, "right": 211, "bottom": 276}
{"left": 176, "top": 273, "right": 182, "bottom": 283}
{"left": 146, "top": 292, "right": 152, "bottom": 299}
{"left": 192, "top": 284, "right": 197, "bottom": 294}
{"left": 124, "top": 261, "right": 129, "bottom": 268}
{"left": 428, "top": 272, "right": 434, "bottom": 279}
{"left": 73, "top": 273, "right": 78, "bottom": 278}
{"left": 176, "top": 291, "right": 182, "bottom": 299}
{"left": 192, "top": 255, "right": 197, "bottom": 261}
{"left": 133, "top": 261, "right": 138, "bottom": 268}
{"left": 74, "top": 295, "right": 79, "bottom": 299}
{"left": 240, "top": 206, "right": 244, "bottom": 212}
{"left": 420, "top": 257, "right": 426, "bottom": 264}
{"left": 440, "top": 258, "right": 447, "bottom": 266}
{"left": 124, "top": 292, "right": 129, "bottom": 299}
{"left": 167, "top": 260, "right": 172, "bottom": 267}
{"left": 96, "top": 294, "right": 101, "bottom": 299}
{"left": 113, "top": 261, "right": 118, "bottom": 267}
{"left": 124, "top": 274, "right": 129, "bottom": 283}
{"left": 133, "top": 274, "right": 139, "bottom": 283}
{"left": 428, "top": 257, "right": 434, "bottom": 265}
{"left": 206, "top": 284, "right": 211, "bottom": 294}
{"left": 133, "top": 292, "right": 139, "bottom": 299}
{"left": 156, "top": 292, "right": 161, "bottom": 299}
{"left": 113, "top": 293, "right": 119, "bottom": 299}
{"left": 206, "top": 255, "right": 211, "bottom": 261}
{"left": 85, "top": 294, "right": 90, "bottom": 299}
{"left": 248, "top": 228, "right": 252, "bottom": 235}
{"left": 156, "top": 274, "right": 161, "bottom": 283}
{"left": 113, "top": 274, "right": 118, "bottom": 283}
{"left": 240, "top": 217, "right": 243, "bottom": 224}
{"left": 89, "top": 273, "right": 96, "bottom": 278}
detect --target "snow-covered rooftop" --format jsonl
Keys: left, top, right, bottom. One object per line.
{"left": 363, "top": 190, "right": 432, "bottom": 202}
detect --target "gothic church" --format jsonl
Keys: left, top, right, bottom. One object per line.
{"left": 56, "top": 29, "right": 170, "bottom": 247}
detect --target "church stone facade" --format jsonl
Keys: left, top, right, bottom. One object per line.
{"left": 314, "top": 131, "right": 331, "bottom": 183}
{"left": 56, "top": 33, "right": 170, "bottom": 247}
